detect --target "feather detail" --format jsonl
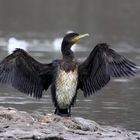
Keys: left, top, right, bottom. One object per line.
{"left": 78, "top": 43, "right": 139, "bottom": 97}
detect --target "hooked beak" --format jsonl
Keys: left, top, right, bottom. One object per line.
{"left": 71, "top": 33, "right": 89, "bottom": 43}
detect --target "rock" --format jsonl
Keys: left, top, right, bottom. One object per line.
{"left": 0, "top": 106, "right": 139, "bottom": 140}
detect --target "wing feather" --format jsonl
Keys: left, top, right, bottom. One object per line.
{"left": 78, "top": 43, "right": 139, "bottom": 97}
{"left": 0, "top": 49, "right": 53, "bottom": 98}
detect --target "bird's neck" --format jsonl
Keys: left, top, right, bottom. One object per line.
{"left": 61, "top": 44, "right": 74, "bottom": 61}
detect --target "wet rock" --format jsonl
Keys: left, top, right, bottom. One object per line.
{"left": 0, "top": 106, "right": 139, "bottom": 140}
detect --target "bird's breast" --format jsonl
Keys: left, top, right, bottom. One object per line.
{"left": 55, "top": 66, "right": 78, "bottom": 108}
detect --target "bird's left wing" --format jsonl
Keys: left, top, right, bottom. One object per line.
{"left": 78, "top": 43, "right": 139, "bottom": 97}
{"left": 0, "top": 49, "right": 53, "bottom": 98}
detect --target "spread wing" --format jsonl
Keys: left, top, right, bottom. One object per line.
{"left": 78, "top": 43, "right": 139, "bottom": 97}
{"left": 0, "top": 49, "right": 53, "bottom": 98}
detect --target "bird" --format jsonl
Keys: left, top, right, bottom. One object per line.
{"left": 8, "top": 37, "right": 29, "bottom": 54}
{"left": 0, "top": 32, "right": 139, "bottom": 117}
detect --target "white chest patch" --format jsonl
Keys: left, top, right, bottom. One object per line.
{"left": 56, "top": 68, "right": 78, "bottom": 109}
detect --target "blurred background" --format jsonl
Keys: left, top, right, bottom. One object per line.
{"left": 0, "top": 0, "right": 140, "bottom": 130}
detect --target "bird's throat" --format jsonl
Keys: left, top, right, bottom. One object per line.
{"left": 61, "top": 42, "right": 75, "bottom": 61}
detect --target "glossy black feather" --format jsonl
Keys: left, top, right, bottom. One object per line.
{"left": 78, "top": 43, "right": 139, "bottom": 97}
{"left": 0, "top": 49, "right": 53, "bottom": 98}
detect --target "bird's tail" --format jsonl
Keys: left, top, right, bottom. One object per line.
{"left": 54, "top": 107, "right": 70, "bottom": 117}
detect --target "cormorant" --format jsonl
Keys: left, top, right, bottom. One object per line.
{"left": 0, "top": 32, "right": 139, "bottom": 116}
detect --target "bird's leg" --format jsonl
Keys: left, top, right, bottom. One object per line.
{"left": 68, "top": 106, "right": 71, "bottom": 117}
{"left": 54, "top": 106, "right": 58, "bottom": 114}
{"left": 54, "top": 106, "right": 71, "bottom": 117}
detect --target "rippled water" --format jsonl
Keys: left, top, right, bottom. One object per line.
{"left": 0, "top": 0, "right": 140, "bottom": 131}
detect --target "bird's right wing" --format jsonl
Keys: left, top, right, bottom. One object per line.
{"left": 0, "top": 49, "right": 53, "bottom": 98}
{"left": 78, "top": 43, "right": 139, "bottom": 97}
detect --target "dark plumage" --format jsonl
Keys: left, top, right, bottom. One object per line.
{"left": 0, "top": 32, "right": 139, "bottom": 116}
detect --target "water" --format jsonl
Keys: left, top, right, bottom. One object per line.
{"left": 0, "top": 0, "right": 140, "bottom": 131}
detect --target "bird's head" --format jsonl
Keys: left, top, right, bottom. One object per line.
{"left": 61, "top": 32, "right": 89, "bottom": 60}
{"left": 61, "top": 32, "right": 89, "bottom": 49}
